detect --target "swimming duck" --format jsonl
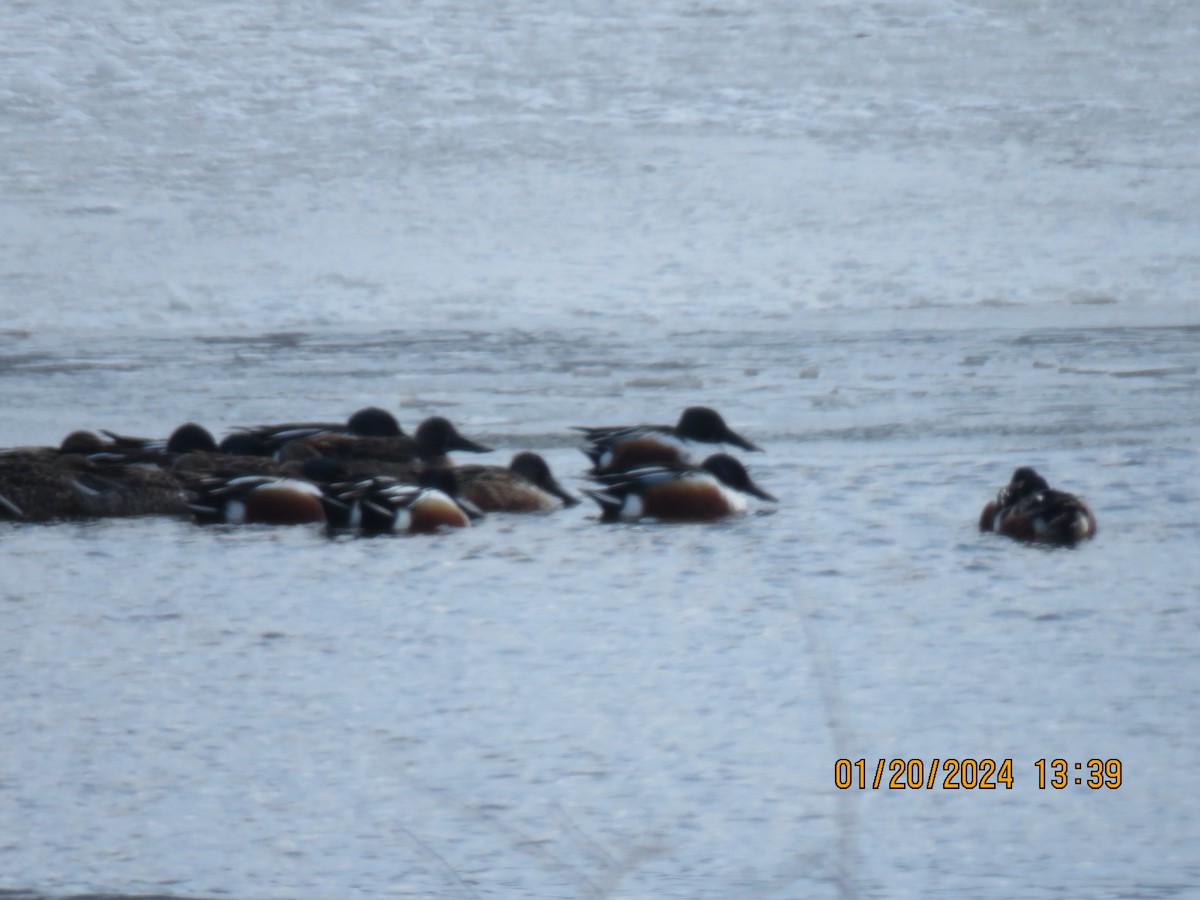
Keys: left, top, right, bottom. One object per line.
{"left": 94, "top": 422, "right": 220, "bottom": 462}
{"left": 584, "top": 453, "right": 776, "bottom": 523}
{"left": 574, "top": 406, "right": 761, "bottom": 473}
{"left": 453, "top": 452, "right": 579, "bottom": 512}
{"left": 979, "top": 467, "right": 1097, "bottom": 545}
{"left": 284, "top": 415, "right": 491, "bottom": 467}
{"left": 319, "top": 468, "right": 478, "bottom": 535}
{"left": 186, "top": 474, "right": 327, "bottom": 525}
{"left": 0, "top": 442, "right": 190, "bottom": 521}
{"left": 233, "top": 408, "right": 491, "bottom": 467}
{"left": 233, "top": 406, "right": 404, "bottom": 456}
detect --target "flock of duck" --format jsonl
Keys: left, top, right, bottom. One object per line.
{"left": 0, "top": 405, "right": 1096, "bottom": 544}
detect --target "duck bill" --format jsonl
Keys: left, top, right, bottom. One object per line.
{"left": 451, "top": 434, "right": 493, "bottom": 454}
{"left": 545, "top": 477, "right": 580, "bottom": 507}
{"left": 745, "top": 479, "right": 777, "bottom": 502}
{"left": 724, "top": 430, "right": 761, "bottom": 452}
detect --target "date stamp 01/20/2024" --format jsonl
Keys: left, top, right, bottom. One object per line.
{"left": 834, "top": 758, "right": 1124, "bottom": 791}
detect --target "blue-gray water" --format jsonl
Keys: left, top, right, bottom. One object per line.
{"left": 2, "top": 2, "right": 1198, "bottom": 898}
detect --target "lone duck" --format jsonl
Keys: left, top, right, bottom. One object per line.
{"left": 979, "top": 467, "right": 1097, "bottom": 545}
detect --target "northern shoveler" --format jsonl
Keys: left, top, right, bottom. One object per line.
{"left": 186, "top": 475, "right": 327, "bottom": 525}
{"left": 166, "top": 422, "right": 220, "bottom": 455}
{"left": 0, "top": 455, "right": 82, "bottom": 520}
{"left": 171, "top": 451, "right": 300, "bottom": 479}
{"left": 87, "top": 422, "right": 309, "bottom": 488}
{"left": 0, "top": 443, "right": 190, "bottom": 521}
{"left": 171, "top": 427, "right": 318, "bottom": 480}
{"left": 979, "top": 466, "right": 1097, "bottom": 545}
{"left": 216, "top": 431, "right": 272, "bottom": 457}
{"left": 233, "top": 408, "right": 491, "bottom": 467}
{"left": 233, "top": 406, "right": 404, "bottom": 455}
{"left": 453, "top": 452, "right": 579, "bottom": 512}
{"left": 58, "top": 430, "right": 111, "bottom": 454}
{"left": 320, "top": 469, "right": 477, "bottom": 535}
{"left": 287, "top": 415, "right": 491, "bottom": 467}
{"left": 584, "top": 453, "right": 776, "bottom": 523}
{"left": 574, "top": 406, "right": 761, "bottom": 473}
{"left": 96, "top": 422, "right": 220, "bottom": 460}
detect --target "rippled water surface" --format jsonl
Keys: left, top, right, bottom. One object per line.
{"left": 2, "top": 1, "right": 1199, "bottom": 898}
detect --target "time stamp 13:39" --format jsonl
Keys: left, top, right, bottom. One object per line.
{"left": 834, "top": 758, "right": 1123, "bottom": 791}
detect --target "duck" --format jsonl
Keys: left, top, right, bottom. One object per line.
{"left": 0, "top": 449, "right": 94, "bottom": 521}
{"left": 93, "top": 422, "right": 220, "bottom": 462}
{"left": 233, "top": 408, "right": 492, "bottom": 467}
{"left": 319, "top": 468, "right": 478, "bottom": 535}
{"left": 0, "top": 439, "right": 190, "bottom": 521}
{"left": 574, "top": 406, "right": 761, "bottom": 473}
{"left": 186, "top": 474, "right": 327, "bottom": 525}
{"left": 979, "top": 466, "right": 1097, "bottom": 545}
{"left": 171, "top": 427, "right": 311, "bottom": 479}
{"left": 285, "top": 415, "right": 491, "bottom": 467}
{"left": 452, "top": 452, "right": 579, "bottom": 512}
{"left": 232, "top": 406, "right": 404, "bottom": 456}
{"left": 584, "top": 453, "right": 776, "bottom": 523}
{"left": 89, "top": 423, "right": 290, "bottom": 481}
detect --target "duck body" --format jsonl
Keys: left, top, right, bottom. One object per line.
{"left": 233, "top": 409, "right": 491, "bottom": 467}
{"left": 575, "top": 406, "right": 760, "bottom": 474}
{"left": 585, "top": 453, "right": 775, "bottom": 523}
{"left": 320, "top": 470, "right": 477, "bottom": 535}
{"left": 453, "top": 452, "right": 578, "bottom": 512}
{"left": 187, "top": 475, "right": 327, "bottom": 525}
{"left": 980, "top": 467, "right": 1096, "bottom": 545}
{"left": 0, "top": 448, "right": 190, "bottom": 521}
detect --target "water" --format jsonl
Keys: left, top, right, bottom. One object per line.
{"left": 2, "top": 2, "right": 1199, "bottom": 898}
